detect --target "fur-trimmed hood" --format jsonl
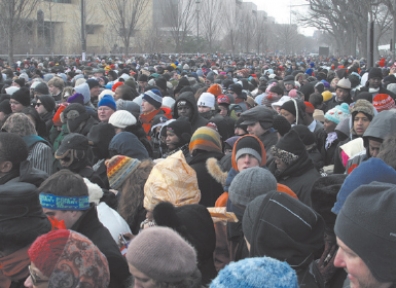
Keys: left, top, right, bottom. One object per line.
{"left": 206, "top": 157, "right": 228, "bottom": 186}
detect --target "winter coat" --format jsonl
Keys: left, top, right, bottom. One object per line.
{"left": 188, "top": 151, "right": 224, "bottom": 207}
{"left": 71, "top": 205, "right": 131, "bottom": 288}
{"left": 140, "top": 106, "right": 172, "bottom": 140}
{"left": 173, "top": 92, "right": 209, "bottom": 133}
{"left": 22, "top": 135, "right": 54, "bottom": 175}
{"left": 258, "top": 128, "right": 278, "bottom": 163}
{"left": 40, "top": 111, "right": 54, "bottom": 137}
{"left": 108, "top": 132, "right": 149, "bottom": 160}
{"left": 317, "top": 129, "right": 339, "bottom": 166}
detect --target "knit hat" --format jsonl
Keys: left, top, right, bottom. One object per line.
{"left": 280, "top": 100, "right": 299, "bottom": 117}
{"left": 336, "top": 78, "right": 351, "bottom": 90}
{"left": 197, "top": 92, "right": 215, "bottom": 108}
{"left": 37, "top": 95, "right": 56, "bottom": 113}
{"left": 86, "top": 78, "right": 100, "bottom": 89}
{"left": 322, "top": 90, "right": 333, "bottom": 102}
{"left": 166, "top": 117, "right": 192, "bottom": 145}
{"left": 313, "top": 109, "right": 325, "bottom": 122}
{"left": 108, "top": 110, "right": 137, "bottom": 128}
{"left": 332, "top": 157, "right": 396, "bottom": 215}
{"left": 126, "top": 227, "right": 198, "bottom": 283}
{"left": 67, "top": 92, "right": 85, "bottom": 105}
{"left": 189, "top": 126, "right": 222, "bottom": 154}
{"left": 283, "top": 75, "right": 295, "bottom": 85}
{"left": 210, "top": 257, "right": 298, "bottom": 288}
{"left": 372, "top": 93, "right": 396, "bottom": 112}
{"left": 351, "top": 99, "right": 375, "bottom": 120}
{"left": 243, "top": 191, "right": 325, "bottom": 266}
{"left": 229, "top": 167, "right": 277, "bottom": 207}
{"left": 98, "top": 95, "right": 116, "bottom": 111}
{"left": 34, "top": 82, "right": 50, "bottom": 95}
{"left": 105, "top": 155, "right": 141, "bottom": 190}
{"left": 207, "top": 84, "right": 222, "bottom": 96}
{"left": 292, "top": 124, "right": 315, "bottom": 146}
{"left": 144, "top": 151, "right": 201, "bottom": 211}
{"left": 142, "top": 89, "right": 163, "bottom": 109}
{"left": 304, "top": 101, "right": 315, "bottom": 114}
{"left": 111, "top": 81, "right": 123, "bottom": 92}
{"left": 368, "top": 67, "right": 383, "bottom": 79}
{"left": 2, "top": 112, "right": 37, "bottom": 137}
{"left": 334, "top": 182, "right": 396, "bottom": 283}
{"left": 28, "top": 229, "right": 110, "bottom": 287}
{"left": 0, "top": 99, "right": 12, "bottom": 114}
{"left": 273, "top": 115, "right": 291, "bottom": 136}
{"left": 52, "top": 103, "right": 67, "bottom": 126}
{"left": 232, "top": 135, "right": 266, "bottom": 171}
{"left": 228, "top": 83, "right": 242, "bottom": 96}
{"left": 10, "top": 87, "right": 30, "bottom": 106}
{"left": 270, "top": 130, "right": 306, "bottom": 166}
{"left": 324, "top": 103, "right": 350, "bottom": 125}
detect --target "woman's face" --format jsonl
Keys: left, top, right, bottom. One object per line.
{"left": 166, "top": 130, "right": 180, "bottom": 150}
{"left": 280, "top": 109, "right": 296, "bottom": 125}
{"left": 24, "top": 263, "right": 49, "bottom": 288}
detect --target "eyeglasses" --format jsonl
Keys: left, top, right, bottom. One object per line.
{"left": 35, "top": 103, "right": 42, "bottom": 107}
{"left": 28, "top": 265, "right": 49, "bottom": 286}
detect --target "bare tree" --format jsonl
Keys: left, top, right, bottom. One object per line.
{"left": 100, "top": 0, "right": 149, "bottom": 56}
{"left": 0, "top": 0, "right": 40, "bottom": 63}
{"left": 161, "top": 0, "right": 195, "bottom": 53}
{"left": 274, "top": 24, "right": 299, "bottom": 55}
{"left": 253, "top": 12, "right": 268, "bottom": 54}
{"left": 200, "top": 0, "right": 224, "bottom": 52}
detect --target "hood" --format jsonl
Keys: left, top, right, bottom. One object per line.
{"left": 363, "top": 110, "right": 396, "bottom": 143}
{"left": 173, "top": 91, "right": 199, "bottom": 123}
{"left": 18, "top": 160, "right": 49, "bottom": 187}
{"left": 74, "top": 82, "right": 91, "bottom": 104}
{"left": 109, "top": 132, "right": 149, "bottom": 160}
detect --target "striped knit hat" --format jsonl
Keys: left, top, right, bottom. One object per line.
{"left": 373, "top": 94, "right": 396, "bottom": 112}
{"left": 189, "top": 126, "right": 222, "bottom": 154}
{"left": 105, "top": 155, "right": 141, "bottom": 190}
{"left": 143, "top": 89, "right": 163, "bottom": 109}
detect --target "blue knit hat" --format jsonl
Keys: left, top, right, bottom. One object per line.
{"left": 324, "top": 103, "right": 350, "bottom": 124}
{"left": 210, "top": 257, "right": 298, "bottom": 288}
{"left": 332, "top": 157, "right": 396, "bottom": 214}
{"left": 98, "top": 95, "right": 116, "bottom": 111}
{"left": 142, "top": 89, "right": 163, "bottom": 109}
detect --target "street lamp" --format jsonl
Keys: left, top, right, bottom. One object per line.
{"left": 196, "top": 0, "right": 201, "bottom": 42}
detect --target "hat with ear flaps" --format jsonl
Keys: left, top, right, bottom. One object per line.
{"left": 165, "top": 116, "right": 192, "bottom": 146}
{"left": 231, "top": 134, "right": 266, "bottom": 172}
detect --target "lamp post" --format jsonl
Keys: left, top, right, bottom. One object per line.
{"left": 196, "top": 0, "right": 201, "bottom": 42}
{"left": 81, "top": 0, "right": 86, "bottom": 61}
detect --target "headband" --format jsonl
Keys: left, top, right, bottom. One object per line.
{"left": 39, "top": 193, "right": 89, "bottom": 211}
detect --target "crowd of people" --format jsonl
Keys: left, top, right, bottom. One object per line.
{"left": 0, "top": 54, "right": 395, "bottom": 288}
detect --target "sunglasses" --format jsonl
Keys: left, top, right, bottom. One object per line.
{"left": 29, "top": 265, "right": 48, "bottom": 286}
{"left": 35, "top": 103, "right": 42, "bottom": 107}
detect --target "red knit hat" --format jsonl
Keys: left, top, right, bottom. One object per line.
{"left": 28, "top": 229, "right": 70, "bottom": 277}
{"left": 111, "top": 81, "right": 124, "bottom": 92}
{"left": 373, "top": 94, "right": 396, "bottom": 112}
{"left": 207, "top": 84, "right": 222, "bottom": 97}
{"left": 304, "top": 101, "right": 315, "bottom": 114}
{"left": 52, "top": 103, "right": 68, "bottom": 126}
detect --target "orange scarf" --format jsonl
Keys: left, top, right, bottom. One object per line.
{"left": 0, "top": 246, "right": 30, "bottom": 287}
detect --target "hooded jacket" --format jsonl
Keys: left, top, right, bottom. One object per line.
{"left": 108, "top": 132, "right": 149, "bottom": 160}
{"left": 173, "top": 92, "right": 208, "bottom": 133}
{"left": 74, "top": 82, "right": 91, "bottom": 104}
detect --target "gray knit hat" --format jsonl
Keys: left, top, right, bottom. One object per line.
{"left": 126, "top": 226, "right": 198, "bottom": 283}
{"left": 229, "top": 167, "right": 277, "bottom": 207}
{"left": 334, "top": 181, "right": 396, "bottom": 283}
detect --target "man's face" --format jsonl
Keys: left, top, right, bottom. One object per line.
{"left": 114, "top": 87, "right": 122, "bottom": 100}
{"left": 98, "top": 106, "right": 114, "bottom": 122}
{"left": 198, "top": 106, "right": 211, "bottom": 113}
{"left": 247, "top": 121, "right": 266, "bottom": 137}
{"left": 368, "top": 77, "right": 381, "bottom": 89}
{"left": 9, "top": 99, "right": 24, "bottom": 113}
{"left": 334, "top": 238, "right": 392, "bottom": 288}
{"left": 42, "top": 208, "right": 77, "bottom": 229}
{"left": 141, "top": 99, "right": 156, "bottom": 113}
{"left": 323, "top": 119, "right": 337, "bottom": 134}
{"left": 368, "top": 139, "right": 381, "bottom": 157}
{"left": 177, "top": 103, "right": 193, "bottom": 119}
{"left": 48, "top": 84, "right": 58, "bottom": 96}
{"left": 284, "top": 83, "right": 294, "bottom": 92}
{"left": 353, "top": 112, "right": 370, "bottom": 136}
{"left": 139, "top": 81, "right": 147, "bottom": 89}
{"left": 335, "top": 88, "right": 350, "bottom": 102}
{"left": 90, "top": 86, "right": 100, "bottom": 99}
{"left": 219, "top": 105, "right": 228, "bottom": 117}
{"left": 236, "top": 154, "right": 260, "bottom": 171}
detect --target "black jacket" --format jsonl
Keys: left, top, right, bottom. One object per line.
{"left": 173, "top": 92, "right": 208, "bottom": 133}
{"left": 188, "top": 151, "right": 224, "bottom": 207}
{"left": 71, "top": 205, "right": 131, "bottom": 288}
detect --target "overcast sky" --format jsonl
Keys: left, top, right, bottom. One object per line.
{"left": 248, "top": 0, "right": 315, "bottom": 36}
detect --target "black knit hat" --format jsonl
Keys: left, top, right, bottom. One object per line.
{"left": 235, "top": 135, "right": 263, "bottom": 163}
{"left": 280, "top": 100, "right": 298, "bottom": 117}
{"left": 292, "top": 124, "right": 315, "bottom": 146}
{"left": 368, "top": 67, "right": 383, "bottom": 80}
{"left": 228, "top": 84, "right": 242, "bottom": 96}
{"left": 138, "top": 74, "right": 148, "bottom": 82}
{"left": 273, "top": 115, "right": 291, "bottom": 137}
{"left": 38, "top": 95, "right": 56, "bottom": 113}
{"left": 13, "top": 78, "right": 25, "bottom": 87}
{"left": 270, "top": 130, "right": 307, "bottom": 165}
{"left": 166, "top": 117, "right": 192, "bottom": 145}
{"left": 86, "top": 78, "right": 100, "bottom": 89}
{"left": 87, "top": 123, "right": 116, "bottom": 159}
{"left": 0, "top": 99, "right": 12, "bottom": 114}
{"left": 10, "top": 87, "right": 31, "bottom": 107}
{"left": 34, "top": 82, "right": 50, "bottom": 95}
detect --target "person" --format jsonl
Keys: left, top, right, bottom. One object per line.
{"left": 356, "top": 67, "right": 395, "bottom": 101}
{"left": 25, "top": 229, "right": 110, "bottom": 288}
{"left": 334, "top": 182, "right": 396, "bottom": 288}
{"left": 38, "top": 170, "right": 131, "bottom": 288}
{"left": 270, "top": 129, "right": 320, "bottom": 206}
{"left": 188, "top": 127, "right": 224, "bottom": 207}
{"left": 47, "top": 76, "right": 64, "bottom": 102}
{"left": 279, "top": 99, "right": 306, "bottom": 126}
{"left": 2, "top": 113, "right": 53, "bottom": 175}
{"left": 173, "top": 91, "right": 209, "bottom": 133}
{"left": 0, "top": 182, "right": 51, "bottom": 288}
{"left": 239, "top": 105, "right": 278, "bottom": 162}
{"left": 126, "top": 226, "right": 202, "bottom": 288}
{"left": 324, "top": 78, "right": 352, "bottom": 112}
{"left": 35, "top": 95, "right": 56, "bottom": 136}
{"left": 243, "top": 191, "right": 325, "bottom": 287}
{"left": 62, "top": 103, "right": 98, "bottom": 136}
{"left": 105, "top": 155, "right": 154, "bottom": 235}
{"left": 9, "top": 87, "right": 30, "bottom": 113}
{"left": 210, "top": 257, "right": 298, "bottom": 288}
{"left": 86, "top": 78, "right": 101, "bottom": 107}
{"left": 197, "top": 92, "right": 216, "bottom": 120}
{"left": 108, "top": 130, "right": 149, "bottom": 160}
{"left": 163, "top": 117, "right": 192, "bottom": 159}
{"left": 97, "top": 94, "right": 116, "bottom": 123}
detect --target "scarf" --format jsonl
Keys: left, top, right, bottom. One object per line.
{"left": 0, "top": 246, "right": 30, "bottom": 288}
{"left": 325, "top": 132, "right": 338, "bottom": 150}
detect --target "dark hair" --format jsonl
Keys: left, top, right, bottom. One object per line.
{"left": 38, "top": 169, "right": 88, "bottom": 197}
{"left": 22, "top": 106, "right": 48, "bottom": 138}
{"left": 309, "top": 92, "right": 323, "bottom": 109}
{"left": 0, "top": 132, "right": 29, "bottom": 169}
{"left": 378, "top": 133, "right": 396, "bottom": 170}
{"left": 269, "top": 84, "right": 284, "bottom": 96}
{"left": 118, "top": 84, "right": 138, "bottom": 100}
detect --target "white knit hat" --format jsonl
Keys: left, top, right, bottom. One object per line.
{"left": 197, "top": 92, "right": 215, "bottom": 108}
{"left": 109, "top": 110, "right": 137, "bottom": 129}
